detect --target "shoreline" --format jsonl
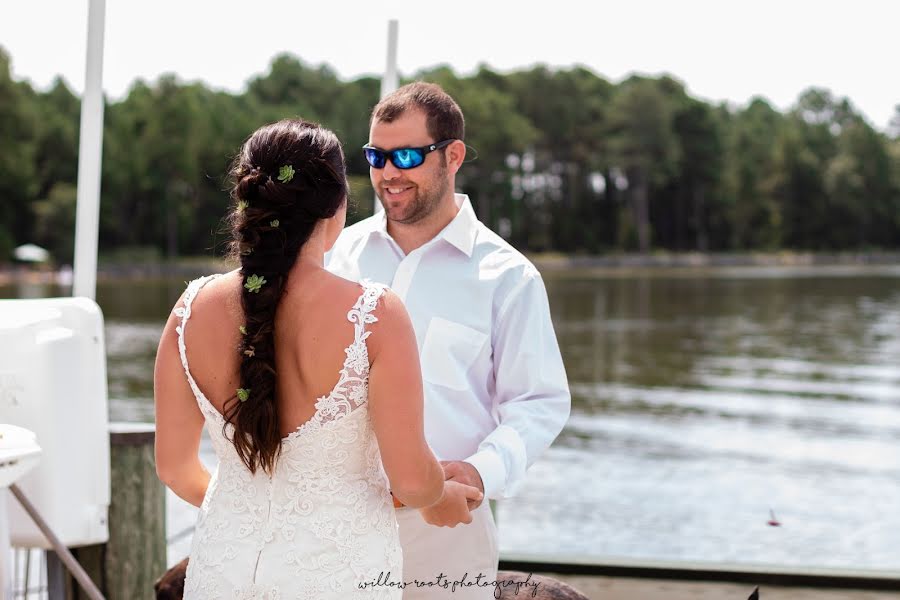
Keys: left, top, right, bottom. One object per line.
{"left": 2, "top": 251, "right": 900, "bottom": 286}
{"left": 528, "top": 250, "right": 900, "bottom": 270}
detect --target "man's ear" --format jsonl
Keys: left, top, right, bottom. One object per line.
{"left": 446, "top": 140, "right": 467, "bottom": 174}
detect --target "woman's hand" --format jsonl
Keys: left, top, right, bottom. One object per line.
{"left": 418, "top": 480, "right": 483, "bottom": 527}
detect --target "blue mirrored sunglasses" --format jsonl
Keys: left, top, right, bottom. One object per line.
{"left": 362, "top": 139, "right": 455, "bottom": 169}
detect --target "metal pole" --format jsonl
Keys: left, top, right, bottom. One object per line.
{"left": 24, "top": 549, "right": 32, "bottom": 598}
{"left": 374, "top": 19, "right": 399, "bottom": 215}
{"left": 0, "top": 492, "right": 12, "bottom": 600}
{"left": 72, "top": 0, "right": 107, "bottom": 300}
{"left": 380, "top": 19, "right": 399, "bottom": 100}
{"left": 10, "top": 484, "right": 105, "bottom": 600}
{"left": 46, "top": 551, "right": 67, "bottom": 599}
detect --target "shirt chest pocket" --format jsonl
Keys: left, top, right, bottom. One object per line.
{"left": 421, "top": 317, "right": 488, "bottom": 391}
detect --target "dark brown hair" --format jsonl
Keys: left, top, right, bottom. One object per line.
{"left": 225, "top": 119, "right": 348, "bottom": 474}
{"left": 371, "top": 81, "right": 465, "bottom": 142}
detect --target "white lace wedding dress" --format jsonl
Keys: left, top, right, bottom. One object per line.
{"left": 174, "top": 275, "right": 402, "bottom": 599}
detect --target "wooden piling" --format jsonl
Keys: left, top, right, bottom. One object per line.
{"left": 66, "top": 423, "right": 165, "bottom": 599}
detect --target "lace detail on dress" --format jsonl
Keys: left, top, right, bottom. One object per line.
{"left": 175, "top": 276, "right": 400, "bottom": 599}
{"left": 281, "top": 279, "right": 386, "bottom": 448}
{"left": 174, "top": 274, "right": 227, "bottom": 428}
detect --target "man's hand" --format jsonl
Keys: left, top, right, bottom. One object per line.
{"left": 418, "top": 480, "right": 483, "bottom": 527}
{"left": 440, "top": 460, "right": 485, "bottom": 510}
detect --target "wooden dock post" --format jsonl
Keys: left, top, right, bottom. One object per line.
{"left": 66, "top": 423, "right": 165, "bottom": 599}
{"left": 105, "top": 423, "right": 165, "bottom": 599}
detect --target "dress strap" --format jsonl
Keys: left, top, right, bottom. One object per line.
{"left": 346, "top": 279, "right": 387, "bottom": 345}
{"left": 173, "top": 274, "right": 220, "bottom": 324}
{"left": 173, "top": 274, "right": 223, "bottom": 421}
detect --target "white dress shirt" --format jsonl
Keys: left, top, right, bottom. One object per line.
{"left": 327, "top": 194, "right": 570, "bottom": 500}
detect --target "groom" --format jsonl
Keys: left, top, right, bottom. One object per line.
{"left": 327, "top": 82, "right": 570, "bottom": 598}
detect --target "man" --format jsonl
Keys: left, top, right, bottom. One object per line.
{"left": 327, "top": 82, "right": 570, "bottom": 599}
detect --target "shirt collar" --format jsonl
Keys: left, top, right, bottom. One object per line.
{"left": 441, "top": 194, "right": 478, "bottom": 257}
{"left": 372, "top": 193, "right": 477, "bottom": 258}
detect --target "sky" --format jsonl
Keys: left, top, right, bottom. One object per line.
{"left": 3, "top": 0, "right": 898, "bottom": 130}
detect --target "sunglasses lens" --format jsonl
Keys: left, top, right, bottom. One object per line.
{"left": 392, "top": 148, "right": 425, "bottom": 169}
{"left": 364, "top": 148, "right": 386, "bottom": 168}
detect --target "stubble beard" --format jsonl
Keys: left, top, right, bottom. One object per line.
{"left": 379, "top": 163, "right": 450, "bottom": 226}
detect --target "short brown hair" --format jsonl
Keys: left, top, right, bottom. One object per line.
{"left": 371, "top": 82, "right": 465, "bottom": 142}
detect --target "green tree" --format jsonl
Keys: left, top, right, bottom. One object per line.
{"left": 504, "top": 66, "right": 613, "bottom": 252}
{"left": 776, "top": 89, "right": 853, "bottom": 248}
{"left": 825, "top": 119, "right": 897, "bottom": 247}
{"left": 102, "top": 76, "right": 208, "bottom": 257}
{"left": 33, "top": 182, "right": 77, "bottom": 263}
{"left": 32, "top": 78, "right": 80, "bottom": 199}
{"left": 246, "top": 54, "right": 343, "bottom": 125}
{"left": 330, "top": 76, "right": 381, "bottom": 177}
{"left": 761, "top": 121, "right": 822, "bottom": 248}
{"left": 723, "top": 98, "right": 783, "bottom": 249}
{"left": 4, "top": 46, "right": 899, "bottom": 262}
{"left": 0, "top": 48, "right": 39, "bottom": 258}
{"left": 606, "top": 77, "right": 681, "bottom": 252}
{"left": 671, "top": 98, "right": 725, "bottom": 250}
{"left": 416, "top": 66, "right": 538, "bottom": 245}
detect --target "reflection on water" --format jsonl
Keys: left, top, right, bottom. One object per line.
{"left": 3, "top": 267, "right": 900, "bottom": 569}
{"left": 523, "top": 270, "right": 900, "bottom": 569}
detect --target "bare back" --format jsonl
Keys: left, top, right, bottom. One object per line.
{"left": 157, "top": 264, "right": 443, "bottom": 514}
{"left": 182, "top": 268, "right": 381, "bottom": 437}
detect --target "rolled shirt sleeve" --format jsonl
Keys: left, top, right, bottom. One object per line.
{"left": 465, "top": 267, "right": 571, "bottom": 499}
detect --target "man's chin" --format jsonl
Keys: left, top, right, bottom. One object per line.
{"left": 382, "top": 203, "right": 418, "bottom": 224}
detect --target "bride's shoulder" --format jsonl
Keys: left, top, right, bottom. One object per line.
{"left": 190, "top": 270, "right": 238, "bottom": 296}
{"left": 182, "top": 270, "right": 237, "bottom": 293}
{"left": 177, "top": 271, "right": 241, "bottom": 318}
{"left": 355, "top": 285, "right": 410, "bottom": 341}
{"left": 319, "top": 273, "right": 387, "bottom": 304}
{"left": 317, "top": 273, "right": 403, "bottom": 322}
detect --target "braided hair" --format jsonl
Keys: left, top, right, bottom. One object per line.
{"left": 225, "top": 119, "right": 348, "bottom": 474}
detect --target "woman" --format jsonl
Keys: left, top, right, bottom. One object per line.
{"left": 154, "top": 119, "right": 476, "bottom": 598}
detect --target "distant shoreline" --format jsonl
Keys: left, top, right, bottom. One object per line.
{"left": 528, "top": 250, "right": 900, "bottom": 275}
{"left": 2, "top": 251, "right": 900, "bottom": 286}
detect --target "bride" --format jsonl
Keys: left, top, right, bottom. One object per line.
{"left": 153, "top": 119, "right": 480, "bottom": 598}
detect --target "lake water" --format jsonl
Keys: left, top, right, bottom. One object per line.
{"left": 4, "top": 265, "right": 900, "bottom": 572}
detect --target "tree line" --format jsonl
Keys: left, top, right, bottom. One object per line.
{"left": 2, "top": 47, "right": 899, "bottom": 264}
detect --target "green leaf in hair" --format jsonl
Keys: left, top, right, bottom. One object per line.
{"left": 244, "top": 274, "right": 266, "bottom": 293}
{"left": 277, "top": 165, "right": 295, "bottom": 183}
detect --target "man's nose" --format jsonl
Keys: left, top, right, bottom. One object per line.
{"left": 381, "top": 160, "right": 402, "bottom": 180}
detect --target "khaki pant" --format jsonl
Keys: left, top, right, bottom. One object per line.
{"left": 395, "top": 502, "right": 500, "bottom": 600}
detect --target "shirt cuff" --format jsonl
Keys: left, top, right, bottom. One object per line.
{"left": 464, "top": 450, "right": 506, "bottom": 500}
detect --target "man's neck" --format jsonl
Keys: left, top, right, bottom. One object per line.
{"left": 387, "top": 194, "right": 460, "bottom": 255}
